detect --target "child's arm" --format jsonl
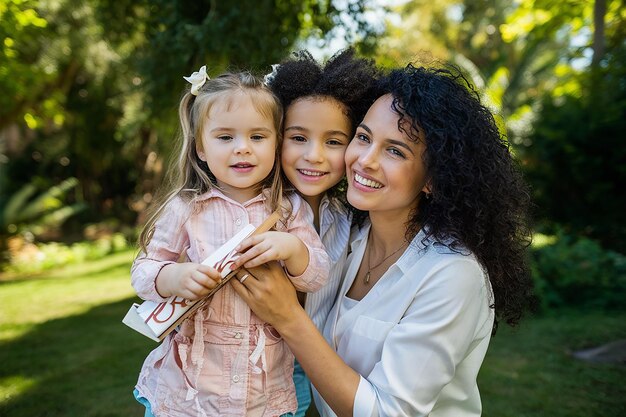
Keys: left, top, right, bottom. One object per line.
{"left": 233, "top": 231, "right": 309, "bottom": 276}
{"left": 232, "top": 196, "right": 329, "bottom": 292}
{"left": 155, "top": 262, "right": 222, "bottom": 301}
{"left": 131, "top": 197, "right": 205, "bottom": 302}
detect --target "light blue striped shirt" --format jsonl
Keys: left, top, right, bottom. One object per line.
{"left": 305, "top": 194, "right": 352, "bottom": 331}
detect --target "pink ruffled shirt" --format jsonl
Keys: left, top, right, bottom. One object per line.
{"left": 131, "top": 189, "right": 329, "bottom": 417}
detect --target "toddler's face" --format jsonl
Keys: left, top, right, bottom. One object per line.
{"left": 197, "top": 93, "right": 277, "bottom": 203}
{"left": 281, "top": 97, "right": 352, "bottom": 202}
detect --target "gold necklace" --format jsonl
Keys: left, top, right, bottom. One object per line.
{"left": 364, "top": 233, "right": 408, "bottom": 284}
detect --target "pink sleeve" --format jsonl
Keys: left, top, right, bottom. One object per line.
{"left": 283, "top": 195, "right": 330, "bottom": 292}
{"left": 131, "top": 197, "right": 191, "bottom": 302}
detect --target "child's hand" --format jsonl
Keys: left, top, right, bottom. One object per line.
{"left": 232, "top": 231, "right": 308, "bottom": 275}
{"left": 156, "top": 262, "right": 222, "bottom": 301}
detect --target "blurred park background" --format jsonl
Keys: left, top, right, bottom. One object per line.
{"left": 0, "top": 0, "right": 625, "bottom": 415}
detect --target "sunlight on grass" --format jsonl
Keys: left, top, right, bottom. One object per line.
{"left": 0, "top": 376, "right": 37, "bottom": 402}
{"left": 0, "top": 250, "right": 148, "bottom": 415}
{"left": 0, "top": 323, "right": 34, "bottom": 341}
{"left": 0, "top": 249, "right": 137, "bottom": 340}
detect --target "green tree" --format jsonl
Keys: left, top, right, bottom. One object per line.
{"left": 523, "top": 14, "right": 626, "bottom": 251}
{"left": 374, "top": 0, "right": 625, "bottom": 251}
{"left": 0, "top": 0, "right": 378, "bottom": 243}
{"left": 375, "top": 0, "right": 609, "bottom": 140}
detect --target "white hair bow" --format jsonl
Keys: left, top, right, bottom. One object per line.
{"left": 183, "top": 65, "right": 209, "bottom": 95}
{"left": 263, "top": 64, "right": 280, "bottom": 85}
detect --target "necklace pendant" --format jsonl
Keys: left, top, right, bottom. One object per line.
{"left": 364, "top": 271, "right": 370, "bottom": 284}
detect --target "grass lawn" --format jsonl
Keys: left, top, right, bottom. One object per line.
{"left": 1, "top": 251, "right": 625, "bottom": 416}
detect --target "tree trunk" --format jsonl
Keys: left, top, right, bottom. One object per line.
{"left": 592, "top": 0, "right": 606, "bottom": 67}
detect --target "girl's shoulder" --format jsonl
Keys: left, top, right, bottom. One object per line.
{"left": 159, "top": 192, "right": 202, "bottom": 220}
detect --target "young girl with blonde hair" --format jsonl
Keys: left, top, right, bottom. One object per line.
{"left": 131, "top": 67, "right": 329, "bottom": 417}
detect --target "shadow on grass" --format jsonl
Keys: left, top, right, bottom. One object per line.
{"left": 0, "top": 296, "right": 156, "bottom": 417}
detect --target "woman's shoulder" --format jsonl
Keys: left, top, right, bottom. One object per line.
{"left": 403, "top": 234, "right": 486, "bottom": 284}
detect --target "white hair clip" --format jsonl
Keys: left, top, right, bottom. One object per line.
{"left": 263, "top": 64, "right": 280, "bottom": 85}
{"left": 183, "top": 65, "right": 209, "bottom": 95}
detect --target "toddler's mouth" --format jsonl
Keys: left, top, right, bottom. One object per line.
{"left": 232, "top": 162, "right": 254, "bottom": 168}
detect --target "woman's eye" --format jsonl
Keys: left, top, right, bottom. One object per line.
{"left": 388, "top": 147, "right": 405, "bottom": 158}
{"left": 290, "top": 135, "right": 307, "bottom": 142}
{"left": 355, "top": 133, "right": 368, "bottom": 142}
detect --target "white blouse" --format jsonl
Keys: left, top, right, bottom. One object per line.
{"left": 314, "top": 222, "right": 495, "bottom": 417}
{"left": 304, "top": 195, "right": 352, "bottom": 331}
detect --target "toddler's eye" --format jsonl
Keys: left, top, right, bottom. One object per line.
{"left": 217, "top": 135, "right": 233, "bottom": 141}
{"left": 290, "top": 135, "right": 307, "bottom": 142}
{"left": 251, "top": 135, "right": 265, "bottom": 141}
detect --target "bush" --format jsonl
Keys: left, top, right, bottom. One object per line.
{"left": 531, "top": 230, "right": 626, "bottom": 310}
{"left": 3, "top": 233, "right": 131, "bottom": 274}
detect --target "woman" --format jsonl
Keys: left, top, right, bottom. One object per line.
{"left": 232, "top": 64, "right": 534, "bottom": 417}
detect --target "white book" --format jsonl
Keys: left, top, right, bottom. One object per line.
{"left": 123, "top": 212, "right": 279, "bottom": 342}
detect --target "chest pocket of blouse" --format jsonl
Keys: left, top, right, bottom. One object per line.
{"left": 341, "top": 315, "right": 395, "bottom": 376}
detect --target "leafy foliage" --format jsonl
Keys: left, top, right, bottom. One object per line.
{"left": 0, "top": 0, "right": 377, "bottom": 250}
{"left": 376, "top": 0, "right": 620, "bottom": 141}
{"left": 94, "top": 0, "right": 378, "bottom": 124}
{"left": 522, "top": 21, "right": 626, "bottom": 251}
{"left": 531, "top": 230, "right": 626, "bottom": 310}
{"left": 0, "top": 177, "right": 85, "bottom": 238}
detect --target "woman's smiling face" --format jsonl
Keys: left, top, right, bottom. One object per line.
{"left": 345, "top": 94, "right": 429, "bottom": 218}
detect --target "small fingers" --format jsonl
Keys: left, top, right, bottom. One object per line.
{"left": 190, "top": 271, "right": 219, "bottom": 293}
{"left": 196, "top": 264, "right": 222, "bottom": 280}
{"left": 182, "top": 281, "right": 207, "bottom": 300}
{"left": 233, "top": 242, "right": 269, "bottom": 269}
{"left": 236, "top": 234, "right": 263, "bottom": 252}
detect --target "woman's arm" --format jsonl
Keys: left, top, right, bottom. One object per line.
{"left": 231, "top": 262, "right": 359, "bottom": 417}
{"left": 233, "top": 257, "right": 494, "bottom": 417}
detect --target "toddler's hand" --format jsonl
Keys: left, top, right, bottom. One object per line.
{"left": 156, "top": 262, "right": 222, "bottom": 301}
{"left": 232, "top": 231, "right": 305, "bottom": 270}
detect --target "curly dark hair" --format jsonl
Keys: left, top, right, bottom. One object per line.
{"left": 268, "top": 48, "right": 380, "bottom": 137}
{"left": 379, "top": 64, "right": 535, "bottom": 332}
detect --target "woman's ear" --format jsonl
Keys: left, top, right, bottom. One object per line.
{"left": 422, "top": 182, "right": 432, "bottom": 198}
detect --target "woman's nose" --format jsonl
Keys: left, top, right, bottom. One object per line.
{"left": 359, "top": 147, "right": 379, "bottom": 170}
